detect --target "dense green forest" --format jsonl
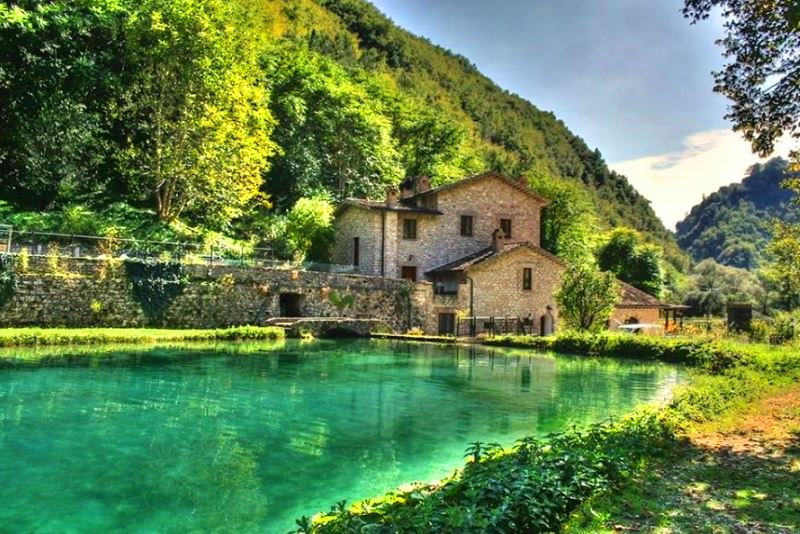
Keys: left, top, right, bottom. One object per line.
{"left": 0, "top": 0, "right": 683, "bottom": 267}
{"left": 676, "top": 158, "right": 798, "bottom": 269}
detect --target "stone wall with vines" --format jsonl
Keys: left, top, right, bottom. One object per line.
{"left": 0, "top": 254, "right": 17, "bottom": 309}
{"left": 0, "top": 256, "right": 427, "bottom": 330}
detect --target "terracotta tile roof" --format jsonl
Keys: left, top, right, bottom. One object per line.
{"left": 335, "top": 198, "right": 442, "bottom": 216}
{"left": 426, "top": 241, "right": 565, "bottom": 275}
{"left": 617, "top": 281, "right": 670, "bottom": 309}
{"left": 406, "top": 171, "right": 551, "bottom": 206}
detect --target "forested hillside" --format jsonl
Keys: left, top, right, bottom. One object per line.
{"left": 0, "top": 0, "right": 683, "bottom": 266}
{"left": 676, "top": 158, "right": 798, "bottom": 269}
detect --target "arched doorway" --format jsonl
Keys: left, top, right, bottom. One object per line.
{"left": 540, "top": 312, "right": 555, "bottom": 336}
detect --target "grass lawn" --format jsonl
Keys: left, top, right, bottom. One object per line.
{"left": 565, "top": 384, "right": 800, "bottom": 533}
{"left": 0, "top": 326, "right": 285, "bottom": 347}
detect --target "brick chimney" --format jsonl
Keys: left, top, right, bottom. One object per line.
{"left": 491, "top": 228, "right": 507, "bottom": 252}
{"left": 417, "top": 175, "right": 431, "bottom": 193}
{"left": 516, "top": 175, "right": 528, "bottom": 189}
{"left": 400, "top": 179, "right": 414, "bottom": 199}
{"left": 386, "top": 185, "right": 399, "bottom": 206}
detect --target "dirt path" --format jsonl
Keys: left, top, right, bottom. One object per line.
{"left": 570, "top": 386, "right": 800, "bottom": 533}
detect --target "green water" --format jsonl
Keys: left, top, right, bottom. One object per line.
{"left": 0, "top": 339, "right": 680, "bottom": 533}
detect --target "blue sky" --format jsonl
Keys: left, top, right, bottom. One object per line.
{"left": 369, "top": 0, "right": 791, "bottom": 228}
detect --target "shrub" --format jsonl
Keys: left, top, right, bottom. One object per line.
{"left": 17, "top": 248, "right": 30, "bottom": 273}
{"left": 0, "top": 326, "right": 286, "bottom": 347}
{"left": 767, "top": 310, "right": 799, "bottom": 344}
{"left": 747, "top": 319, "right": 770, "bottom": 343}
{"left": 484, "top": 332, "right": 764, "bottom": 373}
{"left": 0, "top": 254, "right": 16, "bottom": 307}
{"left": 299, "top": 409, "right": 678, "bottom": 533}
{"left": 329, "top": 290, "right": 354, "bottom": 316}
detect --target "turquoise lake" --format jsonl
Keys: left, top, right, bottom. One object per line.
{"left": 0, "top": 339, "right": 680, "bottom": 533}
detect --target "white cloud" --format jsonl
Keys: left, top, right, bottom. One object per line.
{"left": 610, "top": 129, "right": 793, "bottom": 230}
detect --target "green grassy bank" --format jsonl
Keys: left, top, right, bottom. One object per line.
{"left": 0, "top": 326, "right": 286, "bottom": 347}
{"left": 296, "top": 333, "right": 800, "bottom": 533}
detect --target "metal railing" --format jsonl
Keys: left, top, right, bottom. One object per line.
{"left": 2, "top": 228, "right": 357, "bottom": 273}
{"left": 454, "top": 316, "right": 539, "bottom": 337}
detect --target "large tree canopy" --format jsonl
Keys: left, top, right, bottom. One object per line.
{"left": 0, "top": 1, "right": 121, "bottom": 210}
{"left": 117, "top": 0, "right": 276, "bottom": 224}
{"left": 0, "top": 0, "right": 276, "bottom": 228}
{"left": 684, "top": 0, "right": 800, "bottom": 158}
{"left": 596, "top": 228, "right": 665, "bottom": 298}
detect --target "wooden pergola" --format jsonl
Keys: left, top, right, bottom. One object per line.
{"left": 663, "top": 304, "right": 690, "bottom": 333}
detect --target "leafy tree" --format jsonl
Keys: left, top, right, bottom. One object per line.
{"left": 531, "top": 175, "right": 598, "bottom": 264}
{"left": 0, "top": 1, "right": 121, "bottom": 209}
{"left": 395, "top": 110, "right": 475, "bottom": 182}
{"left": 684, "top": 0, "right": 800, "bottom": 159}
{"left": 262, "top": 44, "right": 402, "bottom": 210}
{"left": 684, "top": 3, "right": 800, "bottom": 309}
{"left": 116, "top": 0, "right": 275, "bottom": 226}
{"left": 556, "top": 264, "right": 620, "bottom": 331}
{"left": 681, "top": 259, "right": 767, "bottom": 316}
{"left": 596, "top": 228, "right": 665, "bottom": 297}
{"left": 764, "top": 220, "right": 800, "bottom": 309}
{"left": 284, "top": 196, "right": 336, "bottom": 262}
{"left": 0, "top": 0, "right": 691, "bottom": 267}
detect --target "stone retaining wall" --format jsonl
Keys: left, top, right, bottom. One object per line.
{"left": 0, "top": 256, "right": 432, "bottom": 331}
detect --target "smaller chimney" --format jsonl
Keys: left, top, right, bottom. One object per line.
{"left": 417, "top": 175, "right": 431, "bottom": 193}
{"left": 386, "top": 185, "right": 399, "bottom": 206}
{"left": 400, "top": 179, "right": 414, "bottom": 199}
{"left": 516, "top": 175, "right": 528, "bottom": 189}
{"left": 491, "top": 228, "right": 505, "bottom": 252}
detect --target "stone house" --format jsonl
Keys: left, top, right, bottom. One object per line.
{"left": 332, "top": 172, "right": 565, "bottom": 335}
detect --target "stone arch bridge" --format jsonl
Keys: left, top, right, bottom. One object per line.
{"left": 265, "top": 317, "right": 387, "bottom": 338}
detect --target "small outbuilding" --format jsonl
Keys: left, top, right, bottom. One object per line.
{"left": 610, "top": 282, "right": 686, "bottom": 333}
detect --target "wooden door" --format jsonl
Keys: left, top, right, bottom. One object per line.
{"left": 401, "top": 266, "right": 417, "bottom": 281}
{"left": 438, "top": 313, "right": 456, "bottom": 335}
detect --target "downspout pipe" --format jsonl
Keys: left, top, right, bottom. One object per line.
{"left": 467, "top": 275, "right": 475, "bottom": 336}
{"left": 380, "top": 211, "right": 386, "bottom": 276}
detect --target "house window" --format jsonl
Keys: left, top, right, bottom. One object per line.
{"left": 500, "top": 218, "right": 512, "bottom": 238}
{"left": 403, "top": 218, "right": 417, "bottom": 239}
{"left": 522, "top": 267, "right": 532, "bottom": 290}
{"left": 460, "top": 215, "right": 473, "bottom": 236}
{"left": 353, "top": 237, "right": 360, "bottom": 267}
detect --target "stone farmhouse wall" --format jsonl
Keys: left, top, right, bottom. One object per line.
{"left": 332, "top": 207, "right": 384, "bottom": 276}
{"left": 422, "top": 246, "right": 564, "bottom": 334}
{"left": 469, "top": 247, "right": 562, "bottom": 323}
{"left": 331, "top": 176, "right": 546, "bottom": 281}
{"left": 0, "top": 257, "right": 432, "bottom": 331}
